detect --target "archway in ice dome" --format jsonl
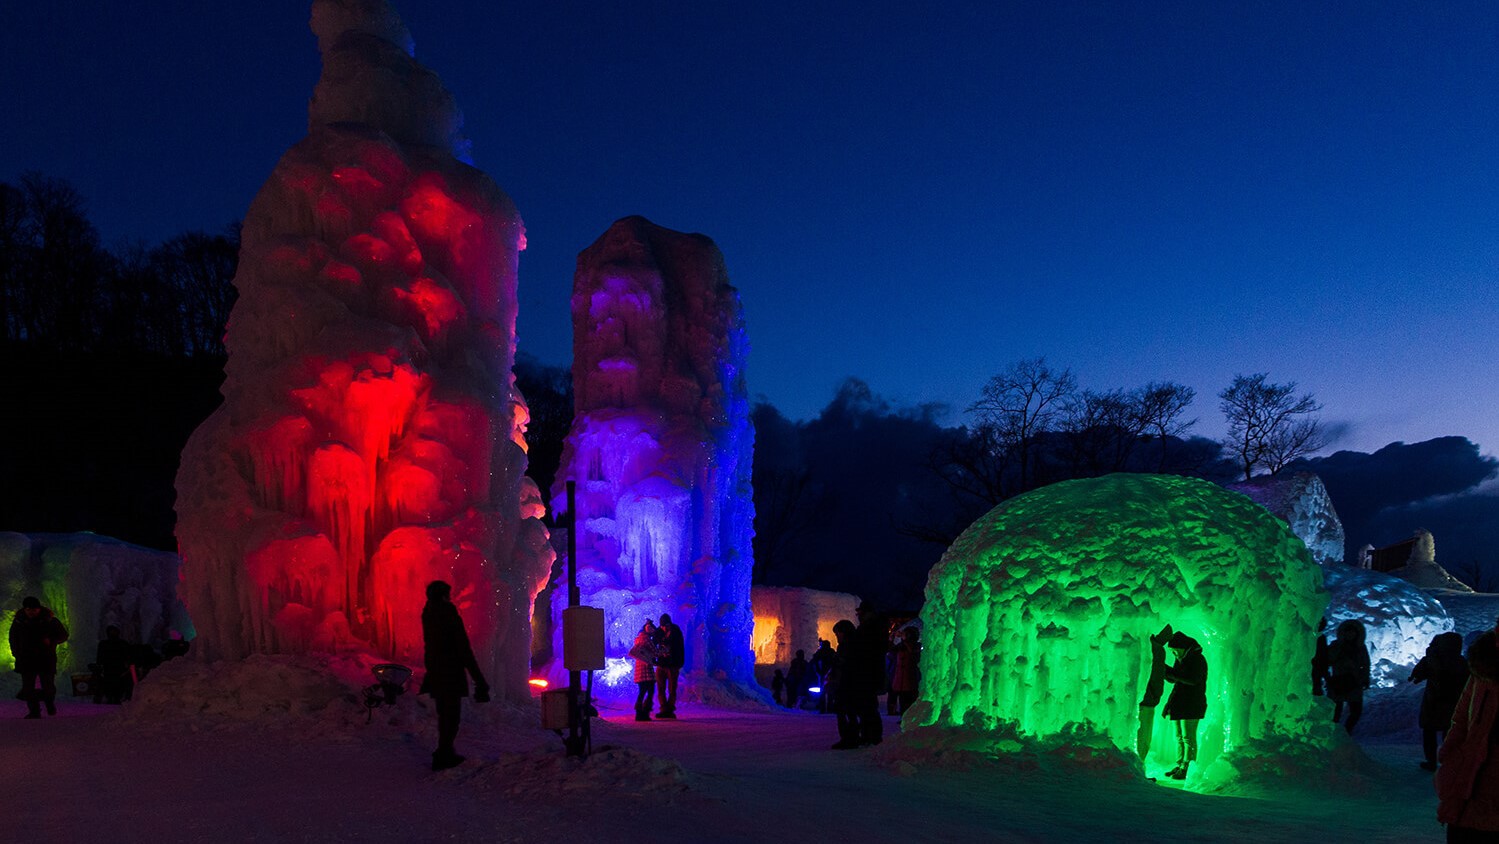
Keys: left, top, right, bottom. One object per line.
{"left": 912, "top": 474, "right": 1330, "bottom": 779}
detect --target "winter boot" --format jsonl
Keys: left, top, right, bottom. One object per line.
{"left": 432, "top": 750, "right": 465, "bottom": 771}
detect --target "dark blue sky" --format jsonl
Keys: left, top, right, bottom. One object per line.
{"left": 4, "top": 2, "right": 1497, "bottom": 454}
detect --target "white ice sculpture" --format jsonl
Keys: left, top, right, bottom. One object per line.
{"left": 174, "top": 0, "right": 551, "bottom": 704}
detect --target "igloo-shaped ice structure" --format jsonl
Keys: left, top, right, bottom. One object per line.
{"left": 549, "top": 216, "right": 756, "bottom": 697}
{"left": 174, "top": 0, "right": 552, "bottom": 703}
{"left": 914, "top": 474, "right": 1330, "bottom": 776}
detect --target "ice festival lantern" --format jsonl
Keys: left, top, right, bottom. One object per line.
{"left": 174, "top": 0, "right": 552, "bottom": 704}
{"left": 914, "top": 474, "right": 1332, "bottom": 778}
{"left": 549, "top": 216, "right": 756, "bottom": 698}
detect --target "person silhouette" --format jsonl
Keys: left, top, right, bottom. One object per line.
{"left": 420, "top": 581, "right": 489, "bottom": 771}
{"left": 1162, "top": 631, "right": 1207, "bottom": 780}
{"left": 9, "top": 596, "right": 68, "bottom": 719}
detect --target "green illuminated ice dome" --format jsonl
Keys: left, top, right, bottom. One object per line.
{"left": 912, "top": 474, "right": 1331, "bottom": 777}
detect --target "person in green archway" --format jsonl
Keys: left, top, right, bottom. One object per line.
{"left": 1162, "top": 631, "right": 1207, "bottom": 781}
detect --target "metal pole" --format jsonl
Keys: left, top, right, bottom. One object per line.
{"left": 566, "top": 480, "right": 583, "bottom": 757}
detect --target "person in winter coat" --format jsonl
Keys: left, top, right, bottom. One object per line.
{"left": 1327, "top": 619, "right": 1371, "bottom": 735}
{"left": 1162, "top": 631, "right": 1207, "bottom": 780}
{"left": 10, "top": 596, "right": 69, "bottom": 718}
{"left": 787, "top": 649, "right": 808, "bottom": 710}
{"left": 93, "top": 625, "right": 136, "bottom": 705}
{"left": 889, "top": 626, "right": 922, "bottom": 715}
{"left": 853, "top": 602, "right": 886, "bottom": 746}
{"left": 420, "top": 581, "right": 489, "bottom": 771}
{"left": 1138, "top": 624, "right": 1174, "bottom": 759}
{"left": 829, "top": 619, "right": 864, "bottom": 749}
{"left": 1411, "top": 631, "right": 1469, "bottom": 771}
{"left": 655, "top": 613, "right": 684, "bottom": 719}
{"left": 809, "top": 639, "right": 836, "bottom": 713}
{"left": 629, "top": 620, "right": 660, "bottom": 722}
{"left": 1436, "top": 618, "right": 1499, "bottom": 840}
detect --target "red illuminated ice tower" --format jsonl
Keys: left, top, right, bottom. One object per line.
{"left": 174, "top": 0, "right": 552, "bottom": 703}
{"left": 550, "top": 217, "right": 757, "bottom": 698}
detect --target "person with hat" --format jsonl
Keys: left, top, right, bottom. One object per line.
{"left": 9, "top": 595, "right": 69, "bottom": 719}
{"left": 1161, "top": 630, "right": 1207, "bottom": 780}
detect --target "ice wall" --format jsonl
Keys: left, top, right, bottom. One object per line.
{"left": 550, "top": 216, "right": 755, "bottom": 697}
{"left": 750, "top": 585, "right": 860, "bottom": 670}
{"left": 0, "top": 533, "right": 191, "bottom": 674}
{"left": 174, "top": 0, "right": 551, "bottom": 704}
{"left": 915, "top": 474, "right": 1332, "bottom": 782}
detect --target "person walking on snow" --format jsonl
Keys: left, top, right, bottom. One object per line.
{"left": 420, "top": 581, "right": 489, "bottom": 771}
{"left": 1327, "top": 619, "right": 1371, "bottom": 735}
{"left": 10, "top": 596, "right": 68, "bottom": 719}
{"left": 787, "top": 649, "right": 808, "bottom": 710}
{"left": 1162, "top": 631, "right": 1207, "bottom": 780}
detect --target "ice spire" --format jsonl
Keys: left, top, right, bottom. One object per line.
{"left": 175, "top": 0, "right": 551, "bottom": 704}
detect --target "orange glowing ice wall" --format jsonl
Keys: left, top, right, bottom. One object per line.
{"left": 550, "top": 217, "right": 757, "bottom": 698}
{"left": 174, "top": 0, "right": 552, "bottom": 704}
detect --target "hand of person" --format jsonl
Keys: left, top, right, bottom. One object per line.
{"left": 473, "top": 684, "right": 490, "bottom": 703}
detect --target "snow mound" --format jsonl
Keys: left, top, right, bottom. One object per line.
{"left": 1323, "top": 565, "right": 1453, "bottom": 687}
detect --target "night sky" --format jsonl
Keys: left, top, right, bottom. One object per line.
{"left": 4, "top": 2, "right": 1497, "bottom": 454}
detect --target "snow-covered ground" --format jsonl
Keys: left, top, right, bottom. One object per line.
{"left": 0, "top": 656, "right": 1446, "bottom": 843}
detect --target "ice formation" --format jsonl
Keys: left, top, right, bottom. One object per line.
{"left": 174, "top": 0, "right": 551, "bottom": 704}
{"left": 1377, "top": 530, "right": 1473, "bottom": 591}
{"left": 1322, "top": 565, "right": 1453, "bottom": 687}
{"left": 0, "top": 532, "right": 191, "bottom": 673}
{"left": 749, "top": 586, "right": 859, "bottom": 685}
{"left": 1228, "top": 472, "right": 1345, "bottom": 565}
{"left": 548, "top": 217, "right": 755, "bottom": 697}
{"left": 913, "top": 474, "right": 1332, "bottom": 781}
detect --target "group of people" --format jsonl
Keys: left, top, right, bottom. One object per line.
{"left": 771, "top": 615, "right": 923, "bottom": 721}
{"left": 9, "top": 595, "right": 187, "bottom": 718}
{"left": 628, "top": 614, "right": 685, "bottom": 722}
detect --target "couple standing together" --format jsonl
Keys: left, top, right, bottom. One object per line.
{"left": 630, "top": 614, "right": 685, "bottom": 721}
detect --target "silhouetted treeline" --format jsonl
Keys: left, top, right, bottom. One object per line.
{"left": 1, "top": 173, "right": 238, "bottom": 356}
{"left": 0, "top": 173, "right": 238, "bottom": 549}
{"left": 750, "top": 378, "right": 1237, "bottom": 609}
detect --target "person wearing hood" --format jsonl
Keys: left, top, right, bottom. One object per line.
{"left": 1436, "top": 617, "right": 1499, "bottom": 840}
{"left": 1161, "top": 631, "right": 1207, "bottom": 781}
{"left": 1411, "top": 631, "right": 1468, "bottom": 772}
{"left": 420, "top": 581, "right": 489, "bottom": 771}
{"left": 9, "top": 596, "right": 69, "bottom": 719}
{"left": 1327, "top": 619, "right": 1371, "bottom": 735}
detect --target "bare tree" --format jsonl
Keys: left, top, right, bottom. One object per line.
{"left": 1059, "top": 388, "right": 1145, "bottom": 477}
{"left": 1136, "top": 381, "right": 1197, "bottom": 471}
{"left": 969, "top": 357, "right": 1077, "bottom": 493}
{"left": 1219, "top": 373, "right": 1327, "bottom": 480}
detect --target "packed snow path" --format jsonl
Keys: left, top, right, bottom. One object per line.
{"left": 2, "top": 696, "right": 1442, "bottom": 843}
